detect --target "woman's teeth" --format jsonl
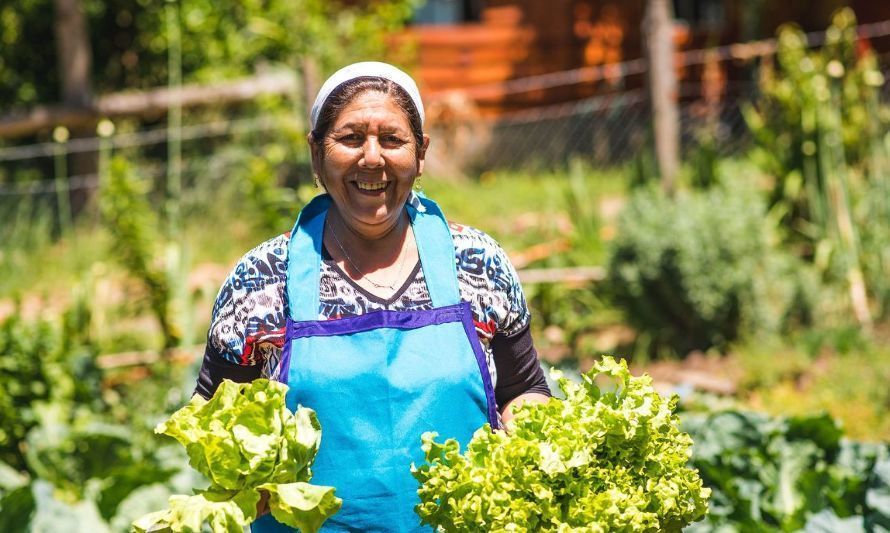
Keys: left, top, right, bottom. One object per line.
{"left": 356, "top": 182, "right": 387, "bottom": 191}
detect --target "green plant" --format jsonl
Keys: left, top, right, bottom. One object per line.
{"left": 606, "top": 183, "right": 816, "bottom": 355}
{"left": 682, "top": 410, "right": 890, "bottom": 531}
{"left": 744, "top": 7, "right": 890, "bottom": 324}
{"left": 413, "top": 357, "right": 710, "bottom": 531}
{"left": 0, "top": 294, "right": 192, "bottom": 532}
{"left": 0, "top": 298, "right": 101, "bottom": 471}
{"left": 101, "top": 156, "right": 180, "bottom": 349}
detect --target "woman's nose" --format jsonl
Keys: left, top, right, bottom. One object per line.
{"left": 360, "top": 137, "right": 383, "bottom": 168}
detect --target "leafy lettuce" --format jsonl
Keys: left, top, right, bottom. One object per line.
{"left": 412, "top": 356, "right": 710, "bottom": 531}
{"left": 132, "top": 379, "right": 340, "bottom": 532}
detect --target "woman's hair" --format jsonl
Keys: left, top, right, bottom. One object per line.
{"left": 310, "top": 77, "right": 424, "bottom": 154}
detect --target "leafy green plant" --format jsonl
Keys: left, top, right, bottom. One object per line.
{"left": 101, "top": 156, "right": 180, "bottom": 349}
{"left": 0, "top": 295, "right": 190, "bottom": 532}
{"left": 412, "top": 357, "right": 710, "bottom": 531}
{"left": 0, "top": 298, "right": 101, "bottom": 471}
{"left": 682, "top": 410, "right": 890, "bottom": 531}
{"left": 744, "top": 7, "right": 890, "bottom": 324}
{"left": 133, "top": 379, "right": 341, "bottom": 533}
{"left": 606, "top": 183, "right": 816, "bottom": 355}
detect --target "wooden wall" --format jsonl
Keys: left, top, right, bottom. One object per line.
{"left": 395, "top": 0, "right": 890, "bottom": 116}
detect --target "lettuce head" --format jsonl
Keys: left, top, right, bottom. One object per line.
{"left": 412, "top": 356, "right": 709, "bottom": 532}
{"left": 133, "top": 379, "right": 340, "bottom": 532}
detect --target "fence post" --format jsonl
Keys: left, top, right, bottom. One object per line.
{"left": 96, "top": 119, "right": 115, "bottom": 191}
{"left": 643, "top": 0, "right": 679, "bottom": 195}
{"left": 52, "top": 126, "right": 72, "bottom": 237}
{"left": 165, "top": 0, "right": 182, "bottom": 239}
{"left": 165, "top": 0, "right": 191, "bottom": 350}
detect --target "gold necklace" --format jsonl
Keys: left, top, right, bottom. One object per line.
{"left": 326, "top": 220, "right": 409, "bottom": 292}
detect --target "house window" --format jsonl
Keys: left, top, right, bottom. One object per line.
{"left": 412, "top": 0, "right": 482, "bottom": 25}
{"left": 673, "top": 0, "right": 725, "bottom": 32}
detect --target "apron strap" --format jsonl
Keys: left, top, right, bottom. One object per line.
{"left": 407, "top": 195, "right": 461, "bottom": 308}
{"left": 286, "top": 193, "right": 462, "bottom": 321}
{"left": 286, "top": 194, "right": 329, "bottom": 322}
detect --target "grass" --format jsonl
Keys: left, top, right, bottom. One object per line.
{"left": 729, "top": 331, "right": 890, "bottom": 442}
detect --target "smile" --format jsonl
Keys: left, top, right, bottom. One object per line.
{"left": 355, "top": 181, "right": 388, "bottom": 191}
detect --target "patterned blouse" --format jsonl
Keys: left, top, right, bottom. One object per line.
{"left": 196, "top": 198, "right": 550, "bottom": 410}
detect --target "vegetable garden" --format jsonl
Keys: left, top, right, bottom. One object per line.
{"left": 2, "top": 3, "right": 890, "bottom": 531}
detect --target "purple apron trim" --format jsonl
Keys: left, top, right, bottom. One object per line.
{"left": 457, "top": 302, "right": 500, "bottom": 430}
{"left": 287, "top": 304, "right": 467, "bottom": 339}
{"left": 275, "top": 302, "right": 499, "bottom": 429}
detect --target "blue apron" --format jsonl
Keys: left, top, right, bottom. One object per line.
{"left": 252, "top": 193, "right": 499, "bottom": 532}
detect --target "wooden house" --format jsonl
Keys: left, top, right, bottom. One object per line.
{"left": 395, "top": 0, "right": 890, "bottom": 115}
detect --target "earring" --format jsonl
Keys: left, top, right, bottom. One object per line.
{"left": 314, "top": 175, "right": 320, "bottom": 188}
{"left": 413, "top": 177, "right": 423, "bottom": 193}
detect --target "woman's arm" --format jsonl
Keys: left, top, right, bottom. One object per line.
{"left": 491, "top": 322, "right": 552, "bottom": 420}
{"left": 195, "top": 345, "right": 262, "bottom": 399}
{"left": 194, "top": 234, "right": 290, "bottom": 399}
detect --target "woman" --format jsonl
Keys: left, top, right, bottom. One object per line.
{"left": 195, "top": 61, "right": 551, "bottom": 532}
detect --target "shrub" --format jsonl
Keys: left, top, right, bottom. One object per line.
{"left": 606, "top": 184, "right": 815, "bottom": 355}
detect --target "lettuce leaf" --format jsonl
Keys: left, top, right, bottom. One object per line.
{"left": 133, "top": 379, "right": 340, "bottom": 532}
{"left": 412, "top": 356, "right": 710, "bottom": 531}
{"left": 258, "top": 482, "right": 341, "bottom": 532}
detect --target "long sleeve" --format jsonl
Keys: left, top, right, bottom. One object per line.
{"left": 491, "top": 322, "right": 552, "bottom": 410}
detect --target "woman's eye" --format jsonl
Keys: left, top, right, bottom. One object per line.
{"left": 338, "top": 133, "right": 362, "bottom": 143}
{"left": 382, "top": 135, "right": 405, "bottom": 145}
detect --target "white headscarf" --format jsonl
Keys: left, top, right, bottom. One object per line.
{"left": 309, "top": 61, "right": 425, "bottom": 131}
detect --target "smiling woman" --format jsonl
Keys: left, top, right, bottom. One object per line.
{"left": 193, "top": 62, "right": 551, "bottom": 532}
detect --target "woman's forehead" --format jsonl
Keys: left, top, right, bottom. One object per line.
{"left": 331, "top": 91, "right": 411, "bottom": 129}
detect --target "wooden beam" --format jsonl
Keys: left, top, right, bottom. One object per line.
{"left": 0, "top": 71, "right": 298, "bottom": 139}
{"left": 517, "top": 266, "right": 606, "bottom": 285}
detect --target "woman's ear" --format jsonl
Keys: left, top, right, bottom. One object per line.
{"left": 308, "top": 132, "right": 322, "bottom": 179}
{"left": 417, "top": 134, "right": 431, "bottom": 176}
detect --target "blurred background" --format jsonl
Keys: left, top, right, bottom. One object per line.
{"left": 2, "top": 0, "right": 890, "bottom": 530}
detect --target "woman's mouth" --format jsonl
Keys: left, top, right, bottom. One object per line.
{"left": 354, "top": 181, "right": 389, "bottom": 193}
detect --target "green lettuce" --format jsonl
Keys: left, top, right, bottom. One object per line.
{"left": 132, "top": 379, "right": 340, "bottom": 532}
{"left": 412, "top": 356, "right": 710, "bottom": 531}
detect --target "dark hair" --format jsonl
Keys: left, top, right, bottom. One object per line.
{"left": 310, "top": 77, "right": 424, "bottom": 152}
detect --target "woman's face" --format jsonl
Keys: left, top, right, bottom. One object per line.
{"left": 312, "top": 90, "right": 429, "bottom": 240}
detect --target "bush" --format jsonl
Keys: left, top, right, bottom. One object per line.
{"left": 606, "top": 184, "right": 815, "bottom": 355}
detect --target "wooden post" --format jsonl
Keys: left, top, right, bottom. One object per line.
{"left": 643, "top": 0, "right": 679, "bottom": 195}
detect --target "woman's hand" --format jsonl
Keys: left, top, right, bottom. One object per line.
{"left": 500, "top": 392, "right": 550, "bottom": 428}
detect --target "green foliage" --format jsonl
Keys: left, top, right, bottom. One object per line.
{"left": 682, "top": 410, "right": 890, "bottom": 531}
{"left": 134, "top": 378, "right": 341, "bottom": 532}
{"left": 412, "top": 357, "right": 710, "bottom": 531}
{"left": 101, "top": 156, "right": 180, "bottom": 348}
{"left": 744, "top": 7, "right": 890, "bottom": 319}
{"left": 0, "top": 299, "right": 100, "bottom": 471}
{"left": 215, "top": 119, "right": 315, "bottom": 235}
{"left": 0, "top": 295, "right": 190, "bottom": 532}
{"left": 606, "top": 183, "right": 816, "bottom": 355}
{"left": 0, "top": 0, "right": 419, "bottom": 112}
{"left": 733, "top": 340, "right": 890, "bottom": 442}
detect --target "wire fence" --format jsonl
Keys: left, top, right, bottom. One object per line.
{"left": 440, "top": 85, "right": 752, "bottom": 174}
